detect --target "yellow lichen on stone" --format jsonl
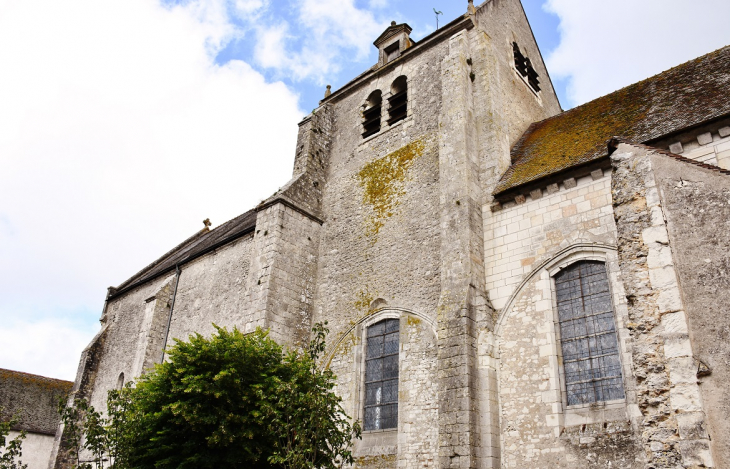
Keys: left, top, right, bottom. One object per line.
{"left": 357, "top": 139, "right": 426, "bottom": 240}
{"left": 355, "top": 454, "right": 397, "bottom": 468}
{"left": 407, "top": 315, "right": 421, "bottom": 327}
{"left": 354, "top": 286, "right": 376, "bottom": 313}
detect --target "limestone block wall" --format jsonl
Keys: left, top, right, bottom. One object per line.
{"left": 486, "top": 172, "right": 616, "bottom": 311}
{"left": 648, "top": 151, "right": 730, "bottom": 466}
{"left": 661, "top": 120, "right": 730, "bottom": 170}
{"left": 245, "top": 203, "right": 322, "bottom": 347}
{"left": 486, "top": 172, "right": 644, "bottom": 467}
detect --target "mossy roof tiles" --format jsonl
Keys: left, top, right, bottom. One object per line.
{"left": 495, "top": 45, "right": 730, "bottom": 195}
{"left": 0, "top": 369, "right": 73, "bottom": 435}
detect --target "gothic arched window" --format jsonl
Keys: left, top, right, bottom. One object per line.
{"left": 555, "top": 261, "right": 625, "bottom": 405}
{"left": 387, "top": 76, "right": 408, "bottom": 126}
{"left": 364, "top": 318, "right": 399, "bottom": 430}
{"left": 362, "top": 90, "right": 382, "bottom": 138}
{"left": 117, "top": 372, "right": 125, "bottom": 390}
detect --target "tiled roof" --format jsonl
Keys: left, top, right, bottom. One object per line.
{"left": 495, "top": 45, "right": 730, "bottom": 195}
{"left": 0, "top": 369, "right": 73, "bottom": 435}
{"left": 112, "top": 210, "right": 257, "bottom": 298}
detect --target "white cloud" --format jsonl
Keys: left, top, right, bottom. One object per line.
{"left": 545, "top": 0, "right": 730, "bottom": 107}
{"left": 369, "top": 0, "right": 389, "bottom": 8}
{"left": 0, "top": 0, "right": 304, "bottom": 379}
{"left": 234, "top": 0, "right": 269, "bottom": 20}
{"left": 0, "top": 318, "right": 99, "bottom": 381}
{"left": 253, "top": 0, "right": 386, "bottom": 82}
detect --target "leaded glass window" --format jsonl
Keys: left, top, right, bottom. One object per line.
{"left": 364, "top": 318, "right": 399, "bottom": 431}
{"left": 555, "top": 261, "right": 625, "bottom": 406}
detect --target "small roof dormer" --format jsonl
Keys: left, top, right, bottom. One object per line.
{"left": 374, "top": 21, "right": 414, "bottom": 67}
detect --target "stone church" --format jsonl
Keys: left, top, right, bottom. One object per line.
{"left": 49, "top": 0, "right": 730, "bottom": 467}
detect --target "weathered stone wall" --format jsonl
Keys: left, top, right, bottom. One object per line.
{"left": 245, "top": 104, "right": 332, "bottom": 347}
{"left": 165, "top": 234, "right": 254, "bottom": 343}
{"left": 611, "top": 142, "right": 715, "bottom": 468}
{"left": 649, "top": 151, "right": 730, "bottom": 467}
{"left": 246, "top": 203, "right": 322, "bottom": 346}
{"left": 84, "top": 276, "right": 170, "bottom": 413}
{"left": 487, "top": 172, "right": 644, "bottom": 467}
{"left": 325, "top": 312, "right": 439, "bottom": 468}
{"left": 82, "top": 234, "right": 255, "bottom": 416}
{"left": 316, "top": 39, "right": 444, "bottom": 464}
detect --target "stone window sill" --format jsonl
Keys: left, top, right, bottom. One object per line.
{"left": 360, "top": 115, "right": 412, "bottom": 146}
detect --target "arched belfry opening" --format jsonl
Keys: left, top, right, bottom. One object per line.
{"left": 362, "top": 90, "right": 382, "bottom": 138}
{"left": 388, "top": 76, "right": 408, "bottom": 125}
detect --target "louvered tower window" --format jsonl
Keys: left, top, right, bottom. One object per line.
{"left": 364, "top": 318, "right": 399, "bottom": 431}
{"left": 513, "top": 42, "right": 540, "bottom": 93}
{"left": 555, "top": 261, "right": 625, "bottom": 406}
{"left": 513, "top": 42, "right": 527, "bottom": 76}
{"left": 387, "top": 76, "right": 408, "bottom": 126}
{"left": 362, "top": 90, "right": 382, "bottom": 138}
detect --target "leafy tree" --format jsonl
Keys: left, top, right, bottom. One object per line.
{"left": 60, "top": 323, "right": 360, "bottom": 469}
{"left": 0, "top": 409, "right": 28, "bottom": 469}
{"left": 261, "top": 322, "right": 361, "bottom": 469}
{"left": 58, "top": 397, "right": 107, "bottom": 469}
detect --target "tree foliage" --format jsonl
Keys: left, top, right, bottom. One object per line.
{"left": 58, "top": 397, "right": 108, "bottom": 469}
{"left": 0, "top": 409, "right": 27, "bottom": 469}
{"left": 59, "top": 323, "right": 360, "bottom": 469}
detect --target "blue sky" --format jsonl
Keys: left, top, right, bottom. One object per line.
{"left": 1, "top": 0, "right": 729, "bottom": 380}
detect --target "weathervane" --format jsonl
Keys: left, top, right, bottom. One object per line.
{"left": 433, "top": 8, "right": 443, "bottom": 29}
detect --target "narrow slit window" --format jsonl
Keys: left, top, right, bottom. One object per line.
{"left": 364, "top": 318, "right": 399, "bottom": 431}
{"left": 555, "top": 261, "right": 625, "bottom": 406}
{"left": 387, "top": 76, "right": 407, "bottom": 126}
{"left": 362, "top": 90, "right": 382, "bottom": 138}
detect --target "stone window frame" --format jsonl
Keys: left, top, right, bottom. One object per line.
{"left": 544, "top": 248, "right": 640, "bottom": 429}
